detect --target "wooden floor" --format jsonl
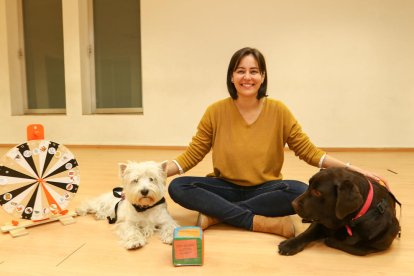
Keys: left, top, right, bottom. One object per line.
{"left": 0, "top": 146, "right": 413, "bottom": 275}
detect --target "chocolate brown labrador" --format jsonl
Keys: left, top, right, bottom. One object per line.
{"left": 279, "top": 167, "right": 400, "bottom": 256}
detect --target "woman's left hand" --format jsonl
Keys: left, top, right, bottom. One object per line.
{"left": 349, "top": 166, "right": 389, "bottom": 187}
{"left": 322, "top": 154, "right": 390, "bottom": 187}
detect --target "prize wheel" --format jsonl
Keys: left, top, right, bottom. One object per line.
{"left": 0, "top": 140, "right": 80, "bottom": 221}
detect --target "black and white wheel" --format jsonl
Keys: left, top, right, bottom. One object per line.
{"left": 0, "top": 140, "right": 80, "bottom": 221}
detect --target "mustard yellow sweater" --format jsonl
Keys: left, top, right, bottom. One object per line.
{"left": 175, "top": 97, "right": 325, "bottom": 186}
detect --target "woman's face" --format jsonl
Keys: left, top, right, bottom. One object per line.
{"left": 232, "top": 54, "right": 265, "bottom": 99}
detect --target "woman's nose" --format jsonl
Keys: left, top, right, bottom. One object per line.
{"left": 243, "top": 73, "right": 251, "bottom": 80}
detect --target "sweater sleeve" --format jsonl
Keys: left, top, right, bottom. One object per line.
{"left": 282, "top": 104, "right": 326, "bottom": 166}
{"left": 174, "top": 106, "right": 214, "bottom": 172}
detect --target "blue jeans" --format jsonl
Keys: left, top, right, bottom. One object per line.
{"left": 168, "top": 176, "right": 307, "bottom": 230}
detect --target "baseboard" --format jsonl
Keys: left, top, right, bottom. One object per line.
{"left": 0, "top": 144, "right": 413, "bottom": 152}
{"left": 0, "top": 144, "right": 187, "bottom": 150}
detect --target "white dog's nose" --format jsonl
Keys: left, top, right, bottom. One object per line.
{"left": 141, "top": 189, "right": 149, "bottom": 196}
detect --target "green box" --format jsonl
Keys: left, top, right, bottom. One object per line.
{"left": 172, "top": 226, "right": 204, "bottom": 266}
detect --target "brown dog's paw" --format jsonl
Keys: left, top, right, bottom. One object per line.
{"left": 278, "top": 238, "right": 306, "bottom": 256}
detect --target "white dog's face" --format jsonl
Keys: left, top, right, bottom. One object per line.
{"left": 119, "top": 161, "right": 167, "bottom": 206}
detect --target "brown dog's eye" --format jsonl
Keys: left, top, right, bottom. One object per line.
{"left": 311, "top": 189, "right": 322, "bottom": 197}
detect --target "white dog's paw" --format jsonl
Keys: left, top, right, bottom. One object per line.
{"left": 123, "top": 237, "right": 147, "bottom": 250}
{"left": 94, "top": 212, "right": 108, "bottom": 220}
{"left": 75, "top": 207, "right": 88, "bottom": 216}
{"left": 160, "top": 232, "right": 174, "bottom": 244}
{"left": 140, "top": 225, "right": 155, "bottom": 238}
{"left": 160, "top": 224, "right": 178, "bottom": 244}
{"left": 75, "top": 200, "right": 99, "bottom": 216}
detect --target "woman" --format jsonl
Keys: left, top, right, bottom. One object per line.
{"left": 167, "top": 47, "right": 386, "bottom": 238}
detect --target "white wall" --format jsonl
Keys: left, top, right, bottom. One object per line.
{"left": 1, "top": 0, "right": 413, "bottom": 147}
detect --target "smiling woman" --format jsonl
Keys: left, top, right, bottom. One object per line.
{"left": 165, "top": 46, "right": 389, "bottom": 240}
{"left": 227, "top": 48, "right": 268, "bottom": 125}
{"left": 227, "top": 47, "right": 267, "bottom": 101}
{"left": 231, "top": 54, "right": 266, "bottom": 124}
{"left": 232, "top": 57, "right": 264, "bottom": 97}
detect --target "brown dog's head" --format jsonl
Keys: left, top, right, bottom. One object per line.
{"left": 292, "top": 167, "right": 367, "bottom": 229}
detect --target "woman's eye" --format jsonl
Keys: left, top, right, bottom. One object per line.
{"left": 132, "top": 179, "right": 139, "bottom": 183}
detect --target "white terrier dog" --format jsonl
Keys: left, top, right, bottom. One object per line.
{"left": 76, "top": 160, "right": 179, "bottom": 249}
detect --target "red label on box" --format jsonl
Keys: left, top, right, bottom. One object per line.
{"left": 174, "top": 240, "right": 197, "bottom": 259}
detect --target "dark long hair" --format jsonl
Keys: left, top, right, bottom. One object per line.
{"left": 226, "top": 47, "right": 268, "bottom": 100}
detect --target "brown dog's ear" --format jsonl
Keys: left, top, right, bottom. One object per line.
{"left": 335, "top": 180, "right": 364, "bottom": 219}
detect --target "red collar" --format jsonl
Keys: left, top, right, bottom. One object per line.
{"left": 345, "top": 179, "right": 373, "bottom": 236}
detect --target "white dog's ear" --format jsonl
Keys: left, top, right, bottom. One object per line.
{"left": 160, "top": 160, "right": 168, "bottom": 172}
{"left": 118, "top": 163, "right": 128, "bottom": 177}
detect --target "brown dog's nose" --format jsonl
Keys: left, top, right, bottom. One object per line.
{"left": 141, "top": 189, "right": 149, "bottom": 196}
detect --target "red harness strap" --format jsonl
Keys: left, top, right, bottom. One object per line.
{"left": 345, "top": 180, "right": 374, "bottom": 236}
